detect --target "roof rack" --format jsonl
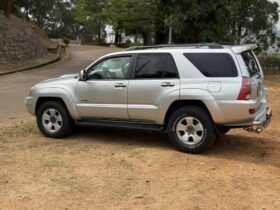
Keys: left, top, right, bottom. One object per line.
{"left": 124, "top": 43, "right": 224, "bottom": 51}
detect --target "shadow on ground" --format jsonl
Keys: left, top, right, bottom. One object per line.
{"left": 67, "top": 126, "right": 280, "bottom": 168}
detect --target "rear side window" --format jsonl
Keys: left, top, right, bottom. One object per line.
{"left": 241, "top": 51, "right": 260, "bottom": 77}
{"left": 135, "top": 54, "right": 165, "bottom": 78}
{"left": 134, "top": 54, "right": 178, "bottom": 79}
{"left": 164, "top": 54, "right": 178, "bottom": 78}
{"left": 184, "top": 53, "right": 238, "bottom": 77}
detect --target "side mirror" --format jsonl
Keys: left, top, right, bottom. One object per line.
{"left": 79, "top": 69, "right": 86, "bottom": 81}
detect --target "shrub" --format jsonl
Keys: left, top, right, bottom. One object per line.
{"left": 116, "top": 42, "right": 143, "bottom": 49}
{"left": 63, "top": 37, "right": 70, "bottom": 47}
{"left": 258, "top": 55, "right": 280, "bottom": 73}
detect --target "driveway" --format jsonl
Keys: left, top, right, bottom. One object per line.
{"left": 0, "top": 45, "right": 119, "bottom": 126}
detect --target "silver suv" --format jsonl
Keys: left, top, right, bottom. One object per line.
{"left": 25, "top": 43, "right": 272, "bottom": 153}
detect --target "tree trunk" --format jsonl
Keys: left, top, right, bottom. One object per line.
{"left": 142, "top": 33, "right": 148, "bottom": 45}
{"left": 118, "top": 33, "right": 122, "bottom": 44}
{"left": 154, "top": 29, "right": 165, "bottom": 44}
{"left": 190, "top": 35, "right": 198, "bottom": 43}
{"left": 237, "top": 24, "right": 242, "bottom": 38}
{"left": 98, "top": 20, "right": 101, "bottom": 41}
{"left": 114, "top": 31, "right": 119, "bottom": 44}
{"left": 168, "top": 25, "right": 172, "bottom": 44}
{"left": 3, "top": 0, "right": 13, "bottom": 18}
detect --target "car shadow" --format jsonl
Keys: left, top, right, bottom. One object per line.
{"left": 70, "top": 126, "right": 173, "bottom": 149}
{"left": 206, "top": 134, "right": 280, "bottom": 168}
{"left": 69, "top": 126, "right": 280, "bottom": 168}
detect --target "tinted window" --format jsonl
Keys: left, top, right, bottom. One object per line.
{"left": 241, "top": 51, "right": 260, "bottom": 77}
{"left": 164, "top": 54, "right": 179, "bottom": 78}
{"left": 135, "top": 54, "right": 165, "bottom": 78}
{"left": 184, "top": 53, "right": 238, "bottom": 77}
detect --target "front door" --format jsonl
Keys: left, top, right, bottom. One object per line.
{"left": 75, "top": 55, "right": 132, "bottom": 119}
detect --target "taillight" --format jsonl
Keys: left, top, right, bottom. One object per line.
{"left": 238, "top": 76, "right": 252, "bottom": 100}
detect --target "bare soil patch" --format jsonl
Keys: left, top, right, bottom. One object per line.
{"left": 0, "top": 75, "right": 280, "bottom": 209}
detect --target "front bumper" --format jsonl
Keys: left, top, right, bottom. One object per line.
{"left": 244, "top": 107, "right": 272, "bottom": 133}
{"left": 25, "top": 96, "right": 37, "bottom": 115}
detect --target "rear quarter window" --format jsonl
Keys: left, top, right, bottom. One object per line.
{"left": 184, "top": 53, "right": 238, "bottom": 77}
{"left": 241, "top": 51, "right": 260, "bottom": 77}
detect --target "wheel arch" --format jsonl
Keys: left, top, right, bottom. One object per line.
{"left": 163, "top": 100, "right": 214, "bottom": 128}
{"left": 35, "top": 95, "right": 79, "bottom": 120}
{"left": 36, "top": 97, "right": 65, "bottom": 114}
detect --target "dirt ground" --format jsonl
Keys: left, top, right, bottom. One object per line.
{"left": 0, "top": 75, "right": 280, "bottom": 210}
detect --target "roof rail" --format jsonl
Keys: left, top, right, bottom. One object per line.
{"left": 124, "top": 43, "right": 224, "bottom": 51}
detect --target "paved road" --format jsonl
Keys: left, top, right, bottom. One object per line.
{"left": 0, "top": 45, "right": 119, "bottom": 126}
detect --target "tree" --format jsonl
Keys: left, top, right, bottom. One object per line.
{"left": 3, "top": 0, "right": 81, "bottom": 39}
{"left": 75, "top": 0, "right": 109, "bottom": 42}
{"left": 227, "top": 0, "right": 279, "bottom": 50}
{"left": 44, "top": 0, "right": 82, "bottom": 39}
{"left": 108, "top": 0, "right": 157, "bottom": 45}
{"left": 152, "top": 0, "right": 279, "bottom": 51}
{"left": 2, "top": 0, "right": 13, "bottom": 17}
{"left": 12, "top": 0, "right": 56, "bottom": 28}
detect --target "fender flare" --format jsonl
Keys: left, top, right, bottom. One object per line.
{"left": 35, "top": 87, "right": 79, "bottom": 119}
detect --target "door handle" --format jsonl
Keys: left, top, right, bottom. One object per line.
{"left": 114, "top": 83, "right": 127, "bottom": 88}
{"left": 161, "top": 82, "right": 175, "bottom": 87}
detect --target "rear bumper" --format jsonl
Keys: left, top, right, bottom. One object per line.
{"left": 244, "top": 107, "right": 272, "bottom": 133}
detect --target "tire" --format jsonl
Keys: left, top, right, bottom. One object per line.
{"left": 167, "top": 106, "right": 217, "bottom": 154}
{"left": 36, "top": 101, "right": 73, "bottom": 138}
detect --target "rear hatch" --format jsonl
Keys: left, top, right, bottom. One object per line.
{"left": 232, "top": 45, "right": 265, "bottom": 109}
{"left": 240, "top": 50, "right": 265, "bottom": 108}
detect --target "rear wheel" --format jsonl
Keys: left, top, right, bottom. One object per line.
{"left": 37, "top": 101, "right": 73, "bottom": 138}
{"left": 167, "top": 106, "right": 217, "bottom": 154}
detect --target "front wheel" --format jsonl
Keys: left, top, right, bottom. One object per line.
{"left": 167, "top": 106, "right": 217, "bottom": 154}
{"left": 36, "top": 101, "right": 73, "bottom": 138}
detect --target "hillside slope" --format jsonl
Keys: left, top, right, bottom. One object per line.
{"left": 0, "top": 13, "right": 56, "bottom": 68}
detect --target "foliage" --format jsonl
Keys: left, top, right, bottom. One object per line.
{"left": 63, "top": 37, "right": 70, "bottom": 46}
{"left": 156, "top": 0, "right": 279, "bottom": 50}
{"left": 258, "top": 55, "right": 280, "bottom": 73}
{"left": 75, "top": 0, "right": 109, "bottom": 42}
{"left": 1, "top": 0, "right": 279, "bottom": 50}
{"left": 116, "top": 41, "right": 143, "bottom": 48}
{"left": 4, "top": 0, "right": 82, "bottom": 39}
{"left": 108, "top": 0, "right": 157, "bottom": 44}
{"left": 227, "top": 0, "right": 279, "bottom": 51}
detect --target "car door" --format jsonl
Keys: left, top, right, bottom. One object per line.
{"left": 127, "top": 53, "right": 180, "bottom": 122}
{"left": 75, "top": 55, "right": 132, "bottom": 119}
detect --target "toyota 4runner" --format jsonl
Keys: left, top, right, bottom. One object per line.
{"left": 25, "top": 43, "right": 272, "bottom": 153}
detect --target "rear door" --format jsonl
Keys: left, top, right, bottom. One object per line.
{"left": 127, "top": 53, "right": 180, "bottom": 122}
{"left": 240, "top": 50, "right": 264, "bottom": 107}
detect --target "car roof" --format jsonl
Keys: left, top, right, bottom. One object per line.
{"left": 105, "top": 43, "right": 257, "bottom": 57}
{"left": 124, "top": 43, "right": 257, "bottom": 53}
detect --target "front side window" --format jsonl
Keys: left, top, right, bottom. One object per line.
{"left": 87, "top": 56, "right": 131, "bottom": 80}
{"left": 184, "top": 53, "right": 238, "bottom": 77}
{"left": 241, "top": 51, "right": 260, "bottom": 77}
